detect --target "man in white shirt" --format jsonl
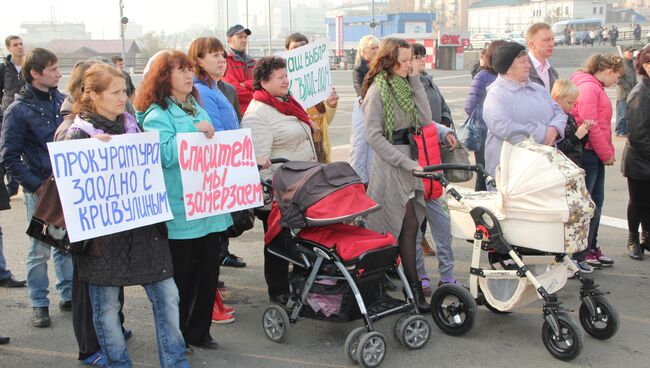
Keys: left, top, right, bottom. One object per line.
{"left": 526, "top": 23, "right": 559, "bottom": 91}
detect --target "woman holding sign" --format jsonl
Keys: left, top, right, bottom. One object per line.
{"left": 137, "top": 50, "right": 232, "bottom": 351}
{"left": 285, "top": 33, "right": 339, "bottom": 163}
{"left": 360, "top": 38, "right": 433, "bottom": 313}
{"left": 241, "top": 56, "right": 317, "bottom": 305}
{"left": 64, "top": 63, "right": 188, "bottom": 367}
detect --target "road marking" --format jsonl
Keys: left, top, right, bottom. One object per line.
{"left": 601, "top": 215, "right": 628, "bottom": 230}
{"left": 433, "top": 74, "right": 472, "bottom": 80}
{"left": 243, "top": 354, "right": 349, "bottom": 368}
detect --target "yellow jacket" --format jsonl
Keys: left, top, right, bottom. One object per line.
{"left": 306, "top": 102, "right": 337, "bottom": 163}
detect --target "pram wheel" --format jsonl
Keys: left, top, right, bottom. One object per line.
{"left": 355, "top": 331, "right": 387, "bottom": 368}
{"left": 394, "top": 314, "right": 431, "bottom": 350}
{"left": 579, "top": 296, "right": 619, "bottom": 340}
{"left": 541, "top": 313, "right": 583, "bottom": 361}
{"left": 262, "top": 305, "right": 290, "bottom": 343}
{"left": 430, "top": 284, "right": 477, "bottom": 336}
{"left": 344, "top": 327, "right": 367, "bottom": 363}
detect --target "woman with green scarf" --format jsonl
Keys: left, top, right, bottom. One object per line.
{"left": 360, "top": 38, "right": 433, "bottom": 312}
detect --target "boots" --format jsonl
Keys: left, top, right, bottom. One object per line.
{"left": 627, "top": 232, "right": 643, "bottom": 260}
{"left": 641, "top": 231, "right": 649, "bottom": 254}
{"left": 211, "top": 289, "right": 235, "bottom": 324}
{"left": 421, "top": 238, "right": 436, "bottom": 256}
{"left": 409, "top": 280, "right": 431, "bottom": 314}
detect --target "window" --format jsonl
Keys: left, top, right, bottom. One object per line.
{"left": 565, "top": 7, "right": 569, "bottom": 15}
{"left": 599, "top": 7, "right": 603, "bottom": 14}
{"left": 593, "top": 7, "right": 597, "bottom": 14}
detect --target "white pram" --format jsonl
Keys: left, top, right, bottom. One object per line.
{"left": 414, "top": 139, "right": 619, "bottom": 361}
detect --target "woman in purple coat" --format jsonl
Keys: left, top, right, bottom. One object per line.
{"left": 464, "top": 40, "right": 504, "bottom": 191}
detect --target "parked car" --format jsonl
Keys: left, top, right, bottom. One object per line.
{"left": 504, "top": 32, "right": 526, "bottom": 46}
{"left": 467, "top": 33, "right": 500, "bottom": 50}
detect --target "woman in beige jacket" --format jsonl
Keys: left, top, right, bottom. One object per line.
{"left": 241, "top": 56, "right": 317, "bottom": 304}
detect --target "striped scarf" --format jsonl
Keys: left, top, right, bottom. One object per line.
{"left": 375, "top": 71, "right": 419, "bottom": 142}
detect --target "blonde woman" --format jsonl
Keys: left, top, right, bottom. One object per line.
{"left": 353, "top": 35, "right": 380, "bottom": 96}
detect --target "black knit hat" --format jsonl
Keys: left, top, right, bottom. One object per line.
{"left": 492, "top": 42, "right": 526, "bottom": 75}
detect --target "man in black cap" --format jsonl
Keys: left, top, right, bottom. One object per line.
{"left": 222, "top": 24, "right": 256, "bottom": 115}
{"left": 615, "top": 46, "right": 637, "bottom": 137}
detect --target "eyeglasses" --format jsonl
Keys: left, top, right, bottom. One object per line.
{"left": 413, "top": 55, "right": 425, "bottom": 60}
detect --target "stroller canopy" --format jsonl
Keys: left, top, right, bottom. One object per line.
{"left": 273, "top": 161, "right": 381, "bottom": 228}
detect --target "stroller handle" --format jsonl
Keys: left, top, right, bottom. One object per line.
{"left": 413, "top": 164, "right": 497, "bottom": 188}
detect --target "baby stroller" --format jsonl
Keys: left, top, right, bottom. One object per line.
{"left": 260, "top": 160, "right": 432, "bottom": 368}
{"left": 413, "top": 139, "right": 619, "bottom": 361}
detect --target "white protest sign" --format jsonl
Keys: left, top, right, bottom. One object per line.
{"left": 176, "top": 129, "right": 263, "bottom": 221}
{"left": 48, "top": 132, "right": 172, "bottom": 242}
{"left": 275, "top": 41, "right": 332, "bottom": 109}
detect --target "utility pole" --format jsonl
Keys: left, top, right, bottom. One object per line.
{"left": 370, "top": 0, "right": 376, "bottom": 35}
{"left": 288, "top": 0, "right": 292, "bottom": 35}
{"left": 268, "top": 0, "right": 272, "bottom": 55}
{"left": 119, "top": 0, "right": 127, "bottom": 64}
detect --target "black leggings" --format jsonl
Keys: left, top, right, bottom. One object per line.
{"left": 627, "top": 178, "right": 650, "bottom": 235}
{"left": 398, "top": 199, "right": 420, "bottom": 283}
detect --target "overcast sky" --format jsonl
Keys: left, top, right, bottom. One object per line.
{"left": 1, "top": 0, "right": 340, "bottom": 42}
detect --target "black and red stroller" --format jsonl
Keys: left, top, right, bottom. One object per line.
{"left": 260, "top": 160, "right": 432, "bottom": 367}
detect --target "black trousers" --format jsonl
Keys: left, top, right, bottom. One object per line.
{"left": 257, "top": 210, "right": 291, "bottom": 298}
{"left": 72, "top": 257, "right": 125, "bottom": 360}
{"left": 169, "top": 232, "right": 226, "bottom": 346}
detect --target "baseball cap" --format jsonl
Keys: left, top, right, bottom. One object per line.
{"left": 227, "top": 25, "right": 251, "bottom": 37}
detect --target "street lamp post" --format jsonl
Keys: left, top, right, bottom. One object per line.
{"left": 119, "top": 0, "right": 127, "bottom": 64}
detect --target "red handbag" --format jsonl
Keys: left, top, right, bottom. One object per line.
{"left": 413, "top": 124, "right": 443, "bottom": 200}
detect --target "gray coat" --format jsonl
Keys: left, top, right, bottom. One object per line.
{"left": 528, "top": 56, "right": 559, "bottom": 91}
{"left": 617, "top": 58, "right": 637, "bottom": 101}
{"left": 419, "top": 72, "right": 453, "bottom": 127}
{"left": 362, "top": 75, "right": 432, "bottom": 239}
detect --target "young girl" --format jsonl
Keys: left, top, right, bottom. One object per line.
{"left": 552, "top": 79, "right": 594, "bottom": 167}
{"left": 552, "top": 79, "right": 595, "bottom": 276}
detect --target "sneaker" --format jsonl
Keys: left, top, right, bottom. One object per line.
{"left": 59, "top": 300, "right": 72, "bottom": 312}
{"left": 574, "top": 260, "right": 594, "bottom": 274}
{"left": 211, "top": 308, "right": 235, "bottom": 324}
{"left": 82, "top": 351, "right": 107, "bottom": 367}
{"left": 32, "top": 307, "right": 50, "bottom": 328}
{"left": 221, "top": 254, "right": 246, "bottom": 268}
{"left": 593, "top": 248, "right": 614, "bottom": 266}
{"left": 584, "top": 253, "right": 602, "bottom": 268}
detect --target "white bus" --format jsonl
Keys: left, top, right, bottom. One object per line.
{"left": 552, "top": 18, "right": 603, "bottom": 45}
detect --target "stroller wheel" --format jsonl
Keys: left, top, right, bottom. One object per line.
{"left": 262, "top": 305, "right": 290, "bottom": 343}
{"left": 579, "top": 296, "right": 619, "bottom": 340}
{"left": 344, "top": 327, "right": 367, "bottom": 363}
{"left": 542, "top": 313, "right": 583, "bottom": 361}
{"left": 395, "top": 314, "right": 431, "bottom": 350}
{"left": 430, "top": 284, "right": 477, "bottom": 336}
{"left": 355, "top": 332, "right": 387, "bottom": 368}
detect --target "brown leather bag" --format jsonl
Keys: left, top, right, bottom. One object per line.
{"left": 26, "top": 175, "right": 87, "bottom": 253}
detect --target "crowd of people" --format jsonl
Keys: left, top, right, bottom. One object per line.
{"left": 0, "top": 19, "right": 649, "bottom": 367}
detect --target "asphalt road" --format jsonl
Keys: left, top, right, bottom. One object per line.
{"left": 0, "top": 67, "right": 649, "bottom": 368}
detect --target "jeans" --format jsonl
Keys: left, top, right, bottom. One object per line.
{"left": 582, "top": 150, "right": 605, "bottom": 253}
{"left": 89, "top": 278, "right": 188, "bottom": 368}
{"left": 0, "top": 226, "right": 12, "bottom": 280}
{"left": 415, "top": 197, "right": 455, "bottom": 279}
{"left": 615, "top": 100, "right": 628, "bottom": 135}
{"left": 24, "top": 192, "right": 73, "bottom": 307}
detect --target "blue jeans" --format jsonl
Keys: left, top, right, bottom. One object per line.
{"left": 415, "top": 197, "right": 455, "bottom": 280}
{"left": 24, "top": 192, "right": 73, "bottom": 307}
{"left": 582, "top": 150, "right": 605, "bottom": 252}
{"left": 89, "top": 278, "right": 188, "bottom": 368}
{"left": 615, "top": 100, "right": 628, "bottom": 135}
{"left": 0, "top": 226, "right": 12, "bottom": 280}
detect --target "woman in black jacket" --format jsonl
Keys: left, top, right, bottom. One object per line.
{"left": 352, "top": 35, "right": 379, "bottom": 96}
{"left": 623, "top": 46, "right": 650, "bottom": 260}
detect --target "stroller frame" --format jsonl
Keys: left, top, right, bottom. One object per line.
{"left": 414, "top": 163, "right": 619, "bottom": 361}
{"left": 259, "top": 162, "right": 432, "bottom": 367}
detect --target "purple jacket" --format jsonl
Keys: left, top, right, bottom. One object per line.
{"left": 464, "top": 69, "right": 497, "bottom": 129}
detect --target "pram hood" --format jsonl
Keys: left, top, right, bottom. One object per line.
{"left": 497, "top": 138, "right": 594, "bottom": 223}
{"left": 273, "top": 161, "right": 381, "bottom": 228}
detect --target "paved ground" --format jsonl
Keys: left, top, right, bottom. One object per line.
{"left": 1, "top": 63, "right": 649, "bottom": 368}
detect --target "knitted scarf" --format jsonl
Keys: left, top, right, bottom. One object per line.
{"left": 169, "top": 95, "right": 199, "bottom": 117}
{"left": 375, "top": 71, "right": 419, "bottom": 142}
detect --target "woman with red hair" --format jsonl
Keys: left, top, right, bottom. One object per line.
{"left": 136, "top": 50, "right": 232, "bottom": 350}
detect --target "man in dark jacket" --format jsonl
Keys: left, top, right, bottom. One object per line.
{"left": 1, "top": 35, "right": 27, "bottom": 197}
{"left": 0, "top": 48, "right": 72, "bottom": 328}
{"left": 616, "top": 47, "right": 637, "bottom": 137}
{"left": 222, "top": 24, "right": 256, "bottom": 114}
{"left": 526, "top": 23, "right": 559, "bottom": 92}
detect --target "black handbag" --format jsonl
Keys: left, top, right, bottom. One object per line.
{"left": 440, "top": 122, "right": 474, "bottom": 183}
{"left": 25, "top": 176, "right": 88, "bottom": 253}
{"left": 227, "top": 209, "right": 256, "bottom": 238}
